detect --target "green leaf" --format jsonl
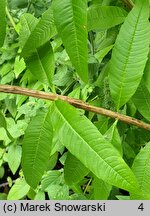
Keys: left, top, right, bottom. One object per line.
{"left": 68, "top": 87, "right": 81, "bottom": 99}
{"left": 22, "top": 108, "right": 53, "bottom": 189}
{"left": 21, "top": 7, "right": 57, "bottom": 57}
{"left": 70, "top": 193, "right": 87, "bottom": 200}
{"left": 109, "top": 0, "right": 150, "bottom": 109}
{"left": 0, "top": 193, "right": 7, "bottom": 200}
{"left": 14, "top": 56, "right": 26, "bottom": 78}
{"left": 0, "top": 62, "right": 12, "bottom": 76}
{"left": 7, "top": 144, "right": 22, "bottom": 175}
{"left": 7, "top": 178, "right": 30, "bottom": 200}
{"left": 8, "top": 0, "right": 28, "bottom": 9}
{"left": 0, "top": 112, "right": 7, "bottom": 128}
{"left": 19, "top": 13, "right": 38, "bottom": 49}
{"left": 0, "top": 0, "right": 6, "bottom": 47}
{"left": 41, "top": 171, "right": 62, "bottom": 191}
{"left": 51, "top": 100, "right": 140, "bottom": 194}
{"left": 0, "top": 113, "right": 14, "bottom": 141}
{"left": 93, "top": 175, "right": 112, "bottom": 199}
{"left": 0, "top": 128, "right": 11, "bottom": 146}
{"left": 123, "top": 142, "right": 136, "bottom": 162}
{"left": 34, "top": 190, "right": 45, "bottom": 200}
{"left": 47, "top": 152, "right": 58, "bottom": 170}
{"left": 46, "top": 184, "right": 69, "bottom": 200}
{"left": 88, "top": 6, "right": 127, "bottom": 31}
{"left": 53, "top": 65, "right": 73, "bottom": 87}
{"left": 131, "top": 142, "right": 150, "bottom": 199}
{"left": 64, "top": 152, "right": 89, "bottom": 185}
{"left": 144, "top": 50, "right": 150, "bottom": 92}
{"left": 132, "top": 81, "right": 150, "bottom": 122}
{"left": 0, "top": 166, "right": 4, "bottom": 179}
{"left": 53, "top": 0, "right": 88, "bottom": 83}
{"left": 116, "top": 195, "right": 130, "bottom": 200}
{"left": 27, "top": 188, "right": 36, "bottom": 200}
{"left": 95, "top": 45, "right": 113, "bottom": 63}
{"left": 1, "top": 71, "right": 14, "bottom": 84}
{"left": 94, "top": 116, "right": 108, "bottom": 135}
{"left": 59, "top": 152, "right": 67, "bottom": 165}
{"left": 95, "top": 27, "right": 118, "bottom": 52}
{"left": 6, "top": 119, "right": 27, "bottom": 139}
{"left": 19, "top": 12, "right": 55, "bottom": 87}
{"left": 104, "top": 121, "right": 123, "bottom": 156}
{"left": 25, "top": 41, "right": 54, "bottom": 87}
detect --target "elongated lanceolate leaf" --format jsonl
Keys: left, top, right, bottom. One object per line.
{"left": 51, "top": 100, "right": 140, "bottom": 194}
{"left": 52, "top": 0, "right": 88, "bottom": 83}
{"left": 109, "top": 0, "right": 150, "bottom": 110}
{"left": 131, "top": 142, "right": 150, "bottom": 199}
{"left": 25, "top": 41, "right": 54, "bottom": 87}
{"left": 22, "top": 108, "right": 53, "bottom": 189}
{"left": 21, "top": 7, "right": 57, "bottom": 57}
{"left": 132, "top": 80, "right": 150, "bottom": 122}
{"left": 88, "top": 6, "right": 127, "bottom": 31}
{"left": 0, "top": 0, "right": 6, "bottom": 47}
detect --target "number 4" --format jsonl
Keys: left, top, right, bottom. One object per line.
{"left": 138, "top": 203, "right": 144, "bottom": 211}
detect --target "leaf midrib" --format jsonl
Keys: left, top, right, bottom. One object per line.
{"left": 116, "top": 6, "right": 143, "bottom": 110}
{"left": 29, "top": 111, "right": 49, "bottom": 180}
{"left": 56, "top": 104, "right": 136, "bottom": 189}
{"left": 69, "top": 2, "right": 82, "bottom": 73}
{"left": 134, "top": 145, "right": 150, "bottom": 196}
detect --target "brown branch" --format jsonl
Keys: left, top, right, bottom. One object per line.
{"left": 122, "top": 0, "right": 134, "bottom": 10}
{"left": 0, "top": 84, "right": 150, "bottom": 131}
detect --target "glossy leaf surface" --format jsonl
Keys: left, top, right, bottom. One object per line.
{"left": 109, "top": 0, "right": 150, "bottom": 109}
{"left": 53, "top": 0, "right": 88, "bottom": 83}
